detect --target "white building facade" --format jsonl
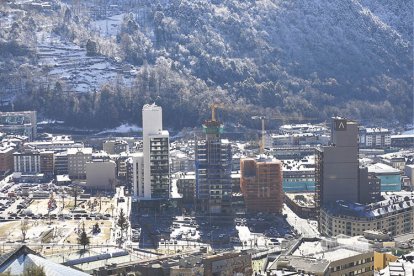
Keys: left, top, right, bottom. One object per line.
{"left": 142, "top": 104, "right": 170, "bottom": 199}
{"left": 126, "top": 153, "right": 144, "bottom": 197}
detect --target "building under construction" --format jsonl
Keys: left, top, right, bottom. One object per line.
{"left": 240, "top": 156, "right": 283, "bottom": 213}
{"left": 195, "top": 106, "right": 232, "bottom": 217}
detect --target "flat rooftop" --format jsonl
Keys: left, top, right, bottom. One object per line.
{"left": 367, "top": 163, "right": 400, "bottom": 174}
{"left": 313, "top": 248, "right": 362, "bottom": 262}
{"left": 270, "top": 255, "right": 329, "bottom": 274}
{"left": 292, "top": 236, "right": 371, "bottom": 257}
{"left": 286, "top": 193, "right": 315, "bottom": 208}
{"left": 67, "top": 147, "right": 93, "bottom": 155}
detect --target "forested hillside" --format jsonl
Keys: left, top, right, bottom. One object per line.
{"left": 0, "top": 0, "right": 412, "bottom": 129}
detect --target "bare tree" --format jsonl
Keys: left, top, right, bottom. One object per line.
{"left": 20, "top": 219, "right": 29, "bottom": 242}
{"left": 110, "top": 204, "right": 115, "bottom": 217}
{"left": 70, "top": 185, "right": 83, "bottom": 209}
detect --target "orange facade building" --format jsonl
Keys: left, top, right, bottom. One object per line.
{"left": 240, "top": 157, "right": 283, "bottom": 213}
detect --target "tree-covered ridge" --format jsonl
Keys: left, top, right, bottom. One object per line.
{"left": 0, "top": 0, "right": 412, "bottom": 129}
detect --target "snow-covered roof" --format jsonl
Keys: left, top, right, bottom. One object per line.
{"left": 367, "top": 163, "right": 400, "bottom": 174}
{"left": 0, "top": 246, "right": 89, "bottom": 276}
{"left": 67, "top": 147, "right": 93, "bottom": 155}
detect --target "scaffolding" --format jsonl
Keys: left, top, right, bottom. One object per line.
{"left": 240, "top": 157, "right": 283, "bottom": 213}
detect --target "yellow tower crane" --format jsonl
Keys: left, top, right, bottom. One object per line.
{"left": 210, "top": 103, "right": 226, "bottom": 122}
{"left": 252, "top": 115, "right": 317, "bottom": 154}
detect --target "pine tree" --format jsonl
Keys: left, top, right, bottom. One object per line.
{"left": 117, "top": 208, "right": 129, "bottom": 246}
{"left": 117, "top": 208, "right": 129, "bottom": 233}
{"left": 77, "top": 223, "right": 90, "bottom": 251}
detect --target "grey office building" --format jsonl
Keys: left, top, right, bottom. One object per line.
{"left": 315, "top": 118, "right": 359, "bottom": 208}
{"left": 316, "top": 117, "right": 377, "bottom": 209}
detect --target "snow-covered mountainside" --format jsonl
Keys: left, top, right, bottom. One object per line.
{"left": 0, "top": 0, "right": 412, "bottom": 128}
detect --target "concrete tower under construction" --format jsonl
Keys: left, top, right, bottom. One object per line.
{"left": 195, "top": 108, "right": 232, "bottom": 216}
{"left": 240, "top": 156, "right": 283, "bottom": 214}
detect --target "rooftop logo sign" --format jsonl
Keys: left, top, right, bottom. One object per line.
{"left": 335, "top": 119, "right": 347, "bottom": 131}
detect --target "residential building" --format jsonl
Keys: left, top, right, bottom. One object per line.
{"left": 67, "top": 148, "right": 92, "bottom": 179}
{"left": 170, "top": 150, "right": 195, "bottom": 173}
{"left": 282, "top": 156, "right": 315, "bottom": 192}
{"left": 116, "top": 153, "right": 129, "bottom": 181}
{"left": 231, "top": 153, "right": 243, "bottom": 171}
{"left": 0, "top": 145, "right": 15, "bottom": 174}
{"left": 280, "top": 123, "right": 327, "bottom": 135}
{"left": 378, "top": 253, "right": 414, "bottom": 276}
{"left": 324, "top": 250, "right": 374, "bottom": 276}
{"left": 142, "top": 104, "right": 170, "bottom": 199}
{"left": 202, "top": 252, "right": 253, "bottom": 276}
{"left": 359, "top": 127, "right": 391, "bottom": 148}
{"left": 39, "top": 151, "right": 54, "bottom": 175}
{"left": 358, "top": 167, "right": 381, "bottom": 204}
{"left": 231, "top": 172, "right": 241, "bottom": 193}
{"left": 268, "top": 146, "right": 316, "bottom": 160}
{"left": 404, "top": 164, "right": 414, "bottom": 186}
{"left": 272, "top": 133, "right": 330, "bottom": 146}
{"left": 103, "top": 139, "right": 129, "bottom": 154}
{"left": 85, "top": 159, "right": 116, "bottom": 191}
{"left": 271, "top": 236, "right": 375, "bottom": 276}
{"left": 195, "top": 114, "right": 232, "bottom": 216}
{"left": 91, "top": 251, "right": 251, "bottom": 276}
{"left": 14, "top": 149, "right": 56, "bottom": 177}
{"left": 380, "top": 153, "right": 406, "bottom": 170}
{"left": 391, "top": 134, "right": 414, "bottom": 148}
{"left": 240, "top": 156, "right": 283, "bottom": 213}
{"left": 13, "top": 150, "right": 41, "bottom": 173}
{"left": 54, "top": 151, "right": 68, "bottom": 175}
{"left": 24, "top": 136, "right": 83, "bottom": 152}
{"left": 368, "top": 163, "right": 401, "bottom": 192}
{"left": 126, "top": 152, "right": 144, "bottom": 198}
{"left": 319, "top": 193, "right": 414, "bottom": 237}
{"left": 176, "top": 173, "right": 196, "bottom": 204}
{"left": 0, "top": 111, "right": 37, "bottom": 140}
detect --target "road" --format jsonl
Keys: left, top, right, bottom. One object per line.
{"left": 282, "top": 204, "right": 319, "bottom": 238}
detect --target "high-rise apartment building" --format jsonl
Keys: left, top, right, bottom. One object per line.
{"left": 142, "top": 104, "right": 170, "bottom": 199}
{"left": 195, "top": 113, "right": 232, "bottom": 215}
{"left": 240, "top": 156, "right": 283, "bottom": 213}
